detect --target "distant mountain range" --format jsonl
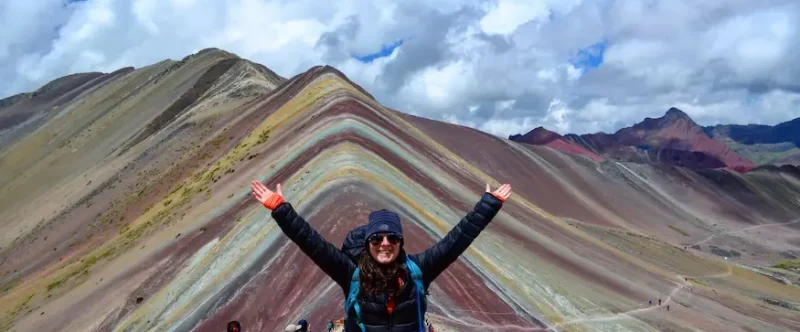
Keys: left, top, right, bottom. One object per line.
{"left": 510, "top": 107, "right": 800, "bottom": 172}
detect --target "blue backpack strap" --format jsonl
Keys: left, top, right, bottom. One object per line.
{"left": 345, "top": 268, "right": 367, "bottom": 332}
{"left": 406, "top": 256, "right": 426, "bottom": 332}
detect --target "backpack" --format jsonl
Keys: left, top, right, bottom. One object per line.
{"left": 340, "top": 226, "right": 427, "bottom": 332}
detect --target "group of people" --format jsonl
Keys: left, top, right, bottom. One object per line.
{"left": 648, "top": 298, "right": 670, "bottom": 311}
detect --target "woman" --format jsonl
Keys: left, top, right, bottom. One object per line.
{"left": 251, "top": 180, "right": 511, "bottom": 332}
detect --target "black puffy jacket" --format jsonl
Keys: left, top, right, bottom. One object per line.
{"left": 271, "top": 192, "right": 504, "bottom": 332}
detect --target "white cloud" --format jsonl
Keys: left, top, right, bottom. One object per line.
{"left": 2, "top": 0, "right": 800, "bottom": 140}
{"left": 479, "top": 0, "right": 547, "bottom": 35}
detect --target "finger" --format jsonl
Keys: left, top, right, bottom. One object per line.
{"left": 485, "top": 183, "right": 490, "bottom": 192}
{"left": 251, "top": 182, "right": 266, "bottom": 196}
{"left": 277, "top": 183, "right": 282, "bottom": 196}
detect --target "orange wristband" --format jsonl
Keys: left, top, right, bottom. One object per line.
{"left": 263, "top": 192, "right": 285, "bottom": 210}
{"left": 490, "top": 191, "right": 506, "bottom": 202}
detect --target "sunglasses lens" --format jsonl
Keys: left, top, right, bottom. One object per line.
{"left": 368, "top": 235, "right": 381, "bottom": 245}
{"left": 368, "top": 234, "right": 401, "bottom": 245}
{"left": 386, "top": 234, "right": 401, "bottom": 244}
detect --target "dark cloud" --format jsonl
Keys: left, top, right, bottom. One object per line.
{"left": 375, "top": 3, "right": 485, "bottom": 92}
{"left": 315, "top": 15, "right": 360, "bottom": 63}
{"left": 473, "top": 31, "right": 514, "bottom": 53}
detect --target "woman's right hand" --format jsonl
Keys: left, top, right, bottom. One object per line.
{"left": 486, "top": 183, "right": 512, "bottom": 202}
{"left": 251, "top": 180, "right": 285, "bottom": 210}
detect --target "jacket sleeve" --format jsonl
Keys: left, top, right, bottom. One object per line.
{"left": 412, "top": 192, "right": 503, "bottom": 288}
{"left": 271, "top": 202, "right": 355, "bottom": 288}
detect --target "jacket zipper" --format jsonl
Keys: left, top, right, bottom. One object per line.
{"left": 386, "top": 293, "right": 393, "bottom": 332}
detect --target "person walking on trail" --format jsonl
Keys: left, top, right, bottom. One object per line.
{"left": 327, "top": 320, "right": 334, "bottom": 332}
{"left": 250, "top": 180, "right": 512, "bottom": 332}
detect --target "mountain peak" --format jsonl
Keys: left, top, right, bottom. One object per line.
{"left": 633, "top": 107, "right": 697, "bottom": 131}
{"left": 519, "top": 126, "right": 562, "bottom": 144}
{"left": 665, "top": 107, "right": 690, "bottom": 120}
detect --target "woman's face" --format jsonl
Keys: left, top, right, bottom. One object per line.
{"left": 367, "top": 233, "right": 401, "bottom": 264}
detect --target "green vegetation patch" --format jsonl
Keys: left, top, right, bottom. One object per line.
{"left": 668, "top": 225, "right": 689, "bottom": 236}
{"left": 774, "top": 260, "right": 800, "bottom": 270}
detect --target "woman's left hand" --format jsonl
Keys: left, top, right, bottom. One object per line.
{"left": 251, "top": 180, "right": 285, "bottom": 210}
{"left": 486, "top": 183, "right": 512, "bottom": 202}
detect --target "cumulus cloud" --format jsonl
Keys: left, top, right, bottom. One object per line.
{"left": 2, "top": 0, "right": 800, "bottom": 137}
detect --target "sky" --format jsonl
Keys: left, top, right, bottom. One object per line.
{"left": 2, "top": 0, "right": 800, "bottom": 137}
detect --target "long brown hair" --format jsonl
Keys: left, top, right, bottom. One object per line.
{"left": 357, "top": 249, "right": 406, "bottom": 296}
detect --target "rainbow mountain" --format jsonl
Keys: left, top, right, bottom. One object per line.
{"left": 1, "top": 48, "right": 799, "bottom": 332}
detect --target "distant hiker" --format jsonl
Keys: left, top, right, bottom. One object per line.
{"left": 658, "top": 298, "right": 661, "bottom": 305}
{"left": 327, "top": 320, "right": 334, "bottom": 332}
{"left": 227, "top": 321, "right": 241, "bottom": 332}
{"left": 667, "top": 304, "right": 670, "bottom": 311}
{"left": 648, "top": 300, "right": 652, "bottom": 306}
{"left": 251, "top": 180, "right": 511, "bottom": 332}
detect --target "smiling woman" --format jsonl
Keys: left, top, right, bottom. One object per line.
{"left": 250, "top": 180, "right": 512, "bottom": 332}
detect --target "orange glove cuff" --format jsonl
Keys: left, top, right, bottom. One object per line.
{"left": 490, "top": 191, "right": 506, "bottom": 202}
{"left": 263, "top": 192, "right": 285, "bottom": 210}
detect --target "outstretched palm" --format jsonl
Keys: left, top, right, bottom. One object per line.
{"left": 486, "top": 183, "right": 512, "bottom": 201}
{"left": 251, "top": 181, "right": 282, "bottom": 205}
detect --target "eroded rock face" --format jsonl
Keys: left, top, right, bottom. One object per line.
{"left": 761, "top": 298, "right": 800, "bottom": 311}
{"left": 708, "top": 245, "right": 742, "bottom": 258}
{"left": 769, "top": 275, "right": 792, "bottom": 286}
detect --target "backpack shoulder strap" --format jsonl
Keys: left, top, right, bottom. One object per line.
{"left": 345, "top": 268, "right": 367, "bottom": 332}
{"left": 406, "top": 256, "right": 426, "bottom": 332}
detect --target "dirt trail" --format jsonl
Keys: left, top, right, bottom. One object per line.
{"left": 549, "top": 265, "right": 732, "bottom": 329}
{"left": 423, "top": 265, "right": 734, "bottom": 331}
{"left": 690, "top": 218, "right": 800, "bottom": 247}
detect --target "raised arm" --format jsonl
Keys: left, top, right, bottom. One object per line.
{"left": 251, "top": 181, "right": 355, "bottom": 288}
{"left": 411, "top": 183, "right": 511, "bottom": 287}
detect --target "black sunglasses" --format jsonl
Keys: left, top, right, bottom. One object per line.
{"left": 368, "top": 233, "right": 402, "bottom": 245}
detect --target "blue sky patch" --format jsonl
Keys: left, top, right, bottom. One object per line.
{"left": 571, "top": 39, "right": 608, "bottom": 70}
{"left": 352, "top": 40, "right": 403, "bottom": 63}
{"left": 745, "top": 93, "right": 760, "bottom": 106}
